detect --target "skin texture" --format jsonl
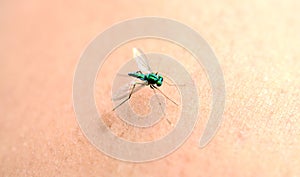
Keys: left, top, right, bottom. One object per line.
{"left": 0, "top": 0, "right": 300, "bottom": 176}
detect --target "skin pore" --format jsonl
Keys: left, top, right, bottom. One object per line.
{"left": 1, "top": 0, "right": 299, "bottom": 176}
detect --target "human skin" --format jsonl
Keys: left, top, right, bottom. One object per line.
{"left": 0, "top": 0, "right": 300, "bottom": 177}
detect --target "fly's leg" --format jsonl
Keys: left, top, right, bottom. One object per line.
{"left": 153, "top": 85, "right": 179, "bottom": 106}
{"left": 151, "top": 85, "right": 165, "bottom": 115}
{"left": 112, "top": 82, "right": 142, "bottom": 111}
{"left": 151, "top": 86, "right": 173, "bottom": 126}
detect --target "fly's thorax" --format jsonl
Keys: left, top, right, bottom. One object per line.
{"left": 145, "top": 73, "right": 163, "bottom": 86}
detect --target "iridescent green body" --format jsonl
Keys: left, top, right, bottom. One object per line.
{"left": 112, "top": 48, "right": 177, "bottom": 112}
{"left": 128, "top": 72, "right": 163, "bottom": 86}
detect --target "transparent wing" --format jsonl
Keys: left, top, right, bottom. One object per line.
{"left": 112, "top": 80, "right": 147, "bottom": 101}
{"left": 133, "top": 48, "right": 152, "bottom": 73}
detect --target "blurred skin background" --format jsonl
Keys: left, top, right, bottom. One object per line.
{"left": 0, "top": 0, "right": 300, "bottom": 176}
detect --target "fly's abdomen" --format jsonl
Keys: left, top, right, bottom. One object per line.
{"left": 128, "top": 72, "right": 146, "bottom": 80}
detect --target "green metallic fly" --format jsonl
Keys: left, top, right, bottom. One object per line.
{"left": 112, "top": 48, "right": 178, "bottom": 111}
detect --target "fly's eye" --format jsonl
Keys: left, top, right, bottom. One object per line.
{"left": 157, "top": 81, "right": 162, "bottom": 87}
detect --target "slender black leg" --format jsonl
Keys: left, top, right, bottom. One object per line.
{"left": 153, "top": 85, "right": 178, "bottom": 106}
{"left": 112, "top": 83, "right": 137, "bottom": 111}
{"left": 151, "top": 86, "right": 172, "bottom": 125}
{"left": 152, "top": 87, "right": 165, "bottom": 115}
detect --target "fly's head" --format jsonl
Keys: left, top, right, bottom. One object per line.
{"left": 156, "top": 75, "right": 163, "bottom": 87}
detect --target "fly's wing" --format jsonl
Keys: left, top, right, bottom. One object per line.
{"left": 112, "top": 80, "right": 147, "bottom": 101}
{"left": 133, "top": 48, "right": 152, "bottom": 73}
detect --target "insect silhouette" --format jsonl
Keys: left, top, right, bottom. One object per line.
{"left": 112, "top": 48, "right": 178, "bottom": 112}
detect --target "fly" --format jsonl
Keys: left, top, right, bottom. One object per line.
{"left": 112, "top": 48, "right": 178, "bottom": 112}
